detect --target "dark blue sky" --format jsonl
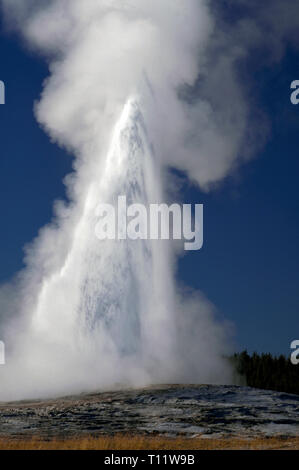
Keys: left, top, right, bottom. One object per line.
{"left": 0, "top": 32, "right": 298, "bottom": 356}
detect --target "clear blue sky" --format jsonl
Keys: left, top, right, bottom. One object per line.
{"left": 0, "top": 31, "right": 298, "bottom": 356}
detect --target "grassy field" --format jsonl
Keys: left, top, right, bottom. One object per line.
{"left": 0, "top": 435, "right": 298, "bottom": 450}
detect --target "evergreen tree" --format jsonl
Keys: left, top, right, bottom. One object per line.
{"left": 231, "top": 351, "right": 299, "bottom": 395}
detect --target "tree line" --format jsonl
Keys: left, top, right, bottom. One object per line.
{"left": 231, "top": 351, "right": 299, "bottom": 395}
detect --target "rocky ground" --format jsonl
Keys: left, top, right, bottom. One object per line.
{"left": 0, "top": 384, "right": 298, "bottom": 439}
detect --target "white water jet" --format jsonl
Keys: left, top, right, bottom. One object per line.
{"left": 0, "top": 0, "right": 239, "bottom": 400}
{"left": 0, "top": 95, "right": 232, "bottom": 400}
{"left": 33, "top": 96, "right": 177, "bottom": 375}
{"left": 0, "top": 99, "right": 176, "bottom": 399}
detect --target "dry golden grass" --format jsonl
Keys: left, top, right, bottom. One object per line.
{"left": 0, "top": 435, "right": 298, "bottom": 450}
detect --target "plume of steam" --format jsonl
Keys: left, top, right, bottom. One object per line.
{"left": 0, "top": 0, "right": 297, "bottom": 400}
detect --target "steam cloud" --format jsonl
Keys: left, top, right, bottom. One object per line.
{"left": 0, "top": 0, "right": 297, "bottom": 400}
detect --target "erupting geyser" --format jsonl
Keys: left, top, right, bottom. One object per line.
{"left": 0, "top": 95, "right": 232, "bottom": 400}
{"left": 32, "top": 97, "right": 179, "bottom": 385}
{"left": 0, "top": 0, "right": 241, "bottom": 400}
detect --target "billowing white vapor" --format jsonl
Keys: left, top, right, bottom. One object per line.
{"left": 0, "top": 0, "right": 245, "bottom": 400}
